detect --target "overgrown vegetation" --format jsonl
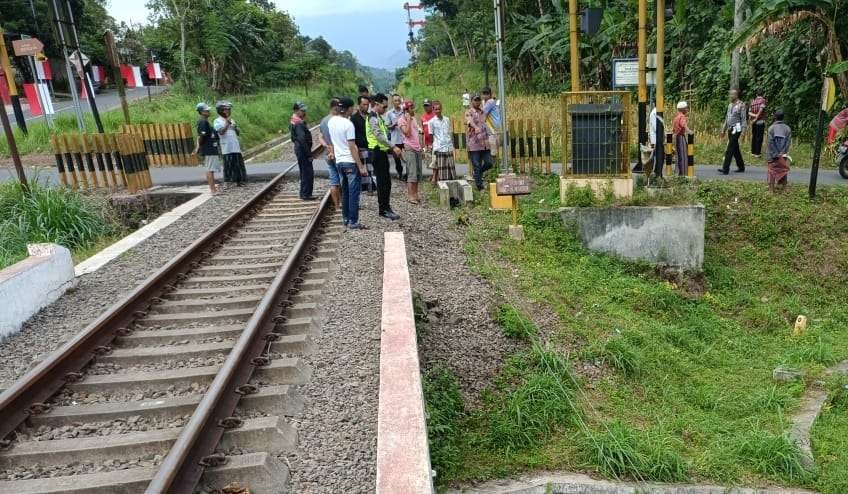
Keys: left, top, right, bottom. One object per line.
{"left": 424, "top": 175, "right": 848, "bottom": 492}
{"left": 496, "top": 304, "right": 538, "bottom": 340}
{"left": 0, "top": 180, "right": 118, "bottom": 269}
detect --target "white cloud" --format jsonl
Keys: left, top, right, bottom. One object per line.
{"left": 277, "top": 0, "right": 398, "bottom": 18}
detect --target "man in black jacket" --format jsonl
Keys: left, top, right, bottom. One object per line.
{"left": 290, "top": 101, "right": 315, "bottom": 200}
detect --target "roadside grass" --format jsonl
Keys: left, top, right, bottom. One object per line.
{"left": 425, "top": 174, "right": 848, "bottom": 492}
{"left": 0, "top": 82, "right": 353, "bottom": 159}
{"left": 0, "top": 179, "right": 119, "bottom": 269}
{"left": 496, "top": 303, "right": 539, "bottom": 341}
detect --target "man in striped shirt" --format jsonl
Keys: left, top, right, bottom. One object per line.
{"left": 749, "top": 91, "right": 767, "bottom": 158}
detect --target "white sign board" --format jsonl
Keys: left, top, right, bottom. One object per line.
{"left": 612, "top": 58, "right": 655, "bottom": 88}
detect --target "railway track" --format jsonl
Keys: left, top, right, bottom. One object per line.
{"left": 0, "top": 169, "right": 338, "bottom": 493}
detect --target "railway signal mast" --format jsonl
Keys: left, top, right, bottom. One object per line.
{"left": 403, "top": 3, "right": 426, "bottom": 56}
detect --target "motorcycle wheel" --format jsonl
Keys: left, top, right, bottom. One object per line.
{"left": 841, "top": 156, "right": 848, "bottom": 179}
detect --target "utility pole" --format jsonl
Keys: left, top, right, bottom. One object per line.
{"left": 104, "top": 30, "right": 130, "bottom": 124}
{"left": 0, "top": 92, "right": 29, "bottom": 192}
{"left": 568, "top": 0, "right": 580, "bottom": 90}
{"left": 635, "top": 0, "right": 648, "bottom": 173}
{"left": 654, "top": 0, "right": 666, "bottom": 178}
{"left": 64, "top": 0, "right": 104, "bottom": 133}
{"left": 493, "top": 0, "right": 509, "bottom": 173}
{"left": 49, "top": 0, "right": 86, "bottom": 131}
{"left": 0, "top": 27, "right": 28, "bottom": 134}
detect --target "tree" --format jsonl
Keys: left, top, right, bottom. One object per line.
{"left": 730, "top": 0, "right": 745, "bottom": 90}
{"left": 147, "top": 0, "right": 195, "bottom": 78}
{"left": 731, "top": 0, "right": 848, "bottom": 95}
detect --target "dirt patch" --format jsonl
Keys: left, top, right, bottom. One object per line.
{"left": 655, "top": 265, "right": 708, "bottom": 299}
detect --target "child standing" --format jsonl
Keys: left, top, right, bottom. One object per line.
{"left": 213, "top": 101, "right": 247, "bottom": 187}
{"left": 193, "top": 102, "right": 220, "bottom": 194}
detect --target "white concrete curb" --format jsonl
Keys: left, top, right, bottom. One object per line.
{"left": 0, "top": 244, "right": 76, "bottom": 339}
{"left": 74, "top": 187, "right": 212, "bottom": 276}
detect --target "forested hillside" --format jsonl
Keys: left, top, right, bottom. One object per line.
{"left": 414, "top": 0, "right": 848, "bottom": 138}
{"left": 2, "top": 0, "right": 378, "bottom": 94}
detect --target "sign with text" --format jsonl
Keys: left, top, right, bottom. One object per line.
{"left": 12, "top": 38, "right": 43, "bottom": 57}
{"left": 612, "top": 58, "right": 655, "bottom": 88}
{"left": 496, "top": 175, "right": 531, "bottom": 196}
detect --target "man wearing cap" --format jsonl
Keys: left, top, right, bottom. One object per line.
{"left": 465, "top": 93, "right": 492, "bottom": 190}
{"left": 328, "top": 97, "right": 369, "bottom": 229}
{"left": 193, "top": 103, "right": 220, "bottom": 194}
{"left": 481, "top": 87, "right": 502, "bottom": 158}
{"left": 291, "top": 102, "right": 315, "bottom": 200}
{"left": 399, "top": 100, "right": 423, "bottom": 204}
{"left": 319, "top": 98, "right": 342, "bottom": 210}
{"left": 766, "top": 109, "right": 792, "bottom": 193}
{"left": 367, "top": 93, "right": 402, "bottom": 220}
{"left": 214, "top": 101, "right": 247, "bottom": 187}
{"left": 421, "top": 99, "right": 435, "bottom": 150}
{"left": 672, "top": 101, "right": 692, "bottom": 176}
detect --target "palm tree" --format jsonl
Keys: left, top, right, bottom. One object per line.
{"left": 730, "top": 0, "right": 847, "bottom": 95}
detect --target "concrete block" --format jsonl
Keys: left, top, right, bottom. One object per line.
{"left": 377, "top": 232, "right": 434, "bottom": 494}
{"left": 561, "top": 177, "right": 634, "bottom": 201}
{"left": 558, "top": 205, "right": 705, "bottom": 270}
{"left": 508, "top": 224, "right": 525, "bottom": 241}
{"left": 437, "top": 179, "right": 474, "bottom": 208}
{"left": 0, "top": 243, "right": 75, "bottom": 339}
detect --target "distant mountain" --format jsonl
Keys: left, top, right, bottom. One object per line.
{"left": 362, "top": 66, "right": 397, "bottom": 93}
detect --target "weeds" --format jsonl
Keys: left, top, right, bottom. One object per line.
{"left": 423, "top": 366, "right": 466, "bottom": 478}
{"left": 584, "top": 421, "right": 688, "bottom": 482}
{"left": 0, "top": 180, "right": 118, "bottom": 268}
{"left": 735, "top": 430, "right": 810, "bottom": 481}
{"left": 496, "top": 304, "right": 538, "bottom": 341}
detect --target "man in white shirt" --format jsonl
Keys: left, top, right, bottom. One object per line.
{"left": 213, "top": 100, "right": 246, "bottom": 187}
{"left": 328, "top": 97, "right": 368, "bottom": 230}
{"left": 426, "top": 101, "right": 456, "bottom": 182}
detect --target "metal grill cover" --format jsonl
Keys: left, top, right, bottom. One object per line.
{"left": 568, "top": 103, "right": 624, "bottom": 175}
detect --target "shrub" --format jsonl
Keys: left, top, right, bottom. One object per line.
{"left": 562, "top": 184, "right": 596, "bottom": 207}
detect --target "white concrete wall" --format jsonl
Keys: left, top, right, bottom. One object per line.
{"left": 0, "top": 244, "right": 76, "bottom": 339}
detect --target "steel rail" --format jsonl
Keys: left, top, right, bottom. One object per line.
{"left": 0, "top": 162, "right": 299, "bottom": 443}
{"left": 146, "top": 188, "right": 331, "bottom": 493}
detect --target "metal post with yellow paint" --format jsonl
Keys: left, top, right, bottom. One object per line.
{"left": 568, "top": 0, "right": 580, "bottom": 91}
{"left": 637, "top": 0, "right": 648, "bottom": 149}
{"left": 0, "top": 26, "right": 28, "bottom": 134}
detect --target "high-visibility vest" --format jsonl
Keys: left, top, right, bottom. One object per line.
{"left": 366, "top": 112, "right": 390, "bottom": 151}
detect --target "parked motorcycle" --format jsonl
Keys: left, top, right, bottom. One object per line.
{"left": 839, "top": 138, "right": 848, "bottom": 179}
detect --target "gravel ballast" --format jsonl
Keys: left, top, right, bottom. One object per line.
{"left": 285, "top": 179, "right": 513, "bottom": 492}
{"left": 0, "top": 180, "right": 300, "bottom": 386}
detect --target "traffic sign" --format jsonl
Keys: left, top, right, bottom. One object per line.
{"left": 69, "top": 51, "right": 90, "bottom": 72}
{"left": 11, "top": 38, "right": 44, "bottom": 57}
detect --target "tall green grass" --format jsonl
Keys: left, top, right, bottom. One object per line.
{"left": 0, "top": 81, "right": 357, "bottom": 159}
{"left": 0, "top": 180, "right": 117, "bottom": 268}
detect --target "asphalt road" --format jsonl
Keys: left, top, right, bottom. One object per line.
{"left": 2, "top": 160, "right": 845, "bottom": 188}
{"left": 4, "top": 85, "right": 169, "bottom": 122}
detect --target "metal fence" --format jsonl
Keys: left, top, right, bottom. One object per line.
{"left": 119, "top": 123, "right": 198, "bottom": 166}
{"left": 451, "top": 115, "right": 553, "bottom": 173}
{"left": 51, "top": 133, "right": 152, "bottom": 193}
{"left": 560, "top": 91, "right": 632, "bottom": 177}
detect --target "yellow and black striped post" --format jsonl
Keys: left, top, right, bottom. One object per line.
{"left": 687, "top": 133, "right": 695, "bottom": 177}
{"left": 664, "top": 132, "right": 673, "bottom": 177}
{"left": 51, "top": 135, "right": 69, "bottom": 187}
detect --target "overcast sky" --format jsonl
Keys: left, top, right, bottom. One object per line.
{"left": 106, "top": 0, "right": 413, "bottom": 69}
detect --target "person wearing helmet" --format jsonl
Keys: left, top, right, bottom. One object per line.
{"left": 291, "top": 101, "right": 315, "bottom": 200}
{"left": 193, "top": 102, "right": 220, "bottom": 194}
{"left": 672, "top": 101, "right": 692, "bottom": 176}
{"left": 213, "top": 100, "right": 247, "bottom": 187}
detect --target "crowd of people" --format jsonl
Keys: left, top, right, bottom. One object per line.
{"left": 192, "top": 85, "right": 503, "bottom": 229}
{"left": 649, "top": 89, "right": 793, "bottom": 192}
